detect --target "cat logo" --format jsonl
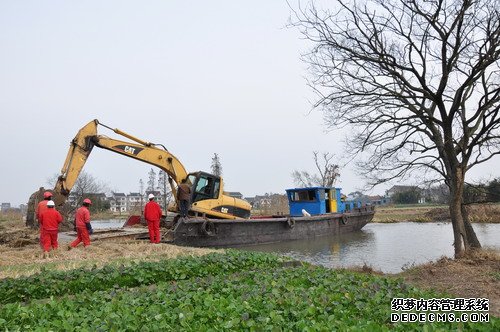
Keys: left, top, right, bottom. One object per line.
{"left": 124, "top": 146, "right": 135, "bottom": 154}
{"left": 113, "top": 145, "right": 144, "bottom": 156}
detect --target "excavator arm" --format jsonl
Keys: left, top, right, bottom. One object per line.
{"left": 45, "top": 119, "right": 250, "bottom": 220}
{"left": 53, "top": 119, "right": 187, "bottom": 208}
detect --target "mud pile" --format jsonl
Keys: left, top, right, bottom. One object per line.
{"left": 0, "top": 219, "right": 39, "bottom": 247}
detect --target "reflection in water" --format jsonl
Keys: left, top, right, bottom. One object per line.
{"left": 240, "top": 222, "right": 500, "bottom": 273}
{"left": 92, "top": 220, "right": 126, "bottom": 229}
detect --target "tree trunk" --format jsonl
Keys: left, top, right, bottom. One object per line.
{"left": 461, "top": 204, "right": 482, "bottom": 249}
{"left": 449, "top": 169, "right": 468, "bottom": 258}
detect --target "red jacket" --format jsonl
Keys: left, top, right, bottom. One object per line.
{"left": 36, "top": 200, "right": 49, "bottom": 221}
{"left": 40, "top": 208, "right": 63, "bottom": 231}
{"left": 75, "top": 206, "right": 91, "bottom": 228}
{"left": 144, "top": 200, "right": 162, "bottom": 222}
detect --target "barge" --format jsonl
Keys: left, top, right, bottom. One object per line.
{"left": 169, "top": 186, "right": 374, "bottom": 247}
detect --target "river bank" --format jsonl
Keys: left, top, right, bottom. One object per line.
{"left": 0, "top": 249, "right": 498, "bottom": 330}
{"left": 398, "top": 249, "right": 500, "bottom": 317}
{"left": 373, "top": 203, "right": 500, "bottom": 223}
{"left": 1, "top": 217, "right": 499, "bottom": 326}
{"left": 0, "top": 219, "right": 498, "bottom": 319}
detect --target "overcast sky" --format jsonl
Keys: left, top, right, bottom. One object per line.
{"left": 1, "top": 1, "right": 498, "bottom": 207}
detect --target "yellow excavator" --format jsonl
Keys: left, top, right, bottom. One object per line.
{"left": 27, "top": 119, "right": 251, "bottom": 227}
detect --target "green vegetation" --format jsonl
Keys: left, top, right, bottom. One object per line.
{"left": 0, "top": 251, "right": 497, "bottom": 330}
{"left": 0, "top": 251, "right": 281, "bottom": 305}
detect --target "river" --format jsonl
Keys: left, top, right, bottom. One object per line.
{"left": 240, "top": 222, "right": 500, "bottom": 273}
{"left": 92, "top": 220, "right": 127, "bottom": 229}
{"left": 92, "top": 220, "right": 500, "bottom": 273}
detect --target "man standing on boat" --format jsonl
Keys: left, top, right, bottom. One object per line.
{"left": 144, "top": 193, "right": 162, "bottom": 243}
{"left": 177, "top": 178, "right": 191, "bottom": 219}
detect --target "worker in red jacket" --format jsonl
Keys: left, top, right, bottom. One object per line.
{"left": 36, "top": 191, "right": 53, "bottom": 246}
{"left": 39, "top": 200, "right": 63, "bottom": 257}
{"left": 69, "top": 198, "right": 92, "bottom": 248}
{"left": 144, "top": 194, "right": 162, "bottom": 243}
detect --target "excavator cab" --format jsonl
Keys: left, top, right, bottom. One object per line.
{"left": 184, "top": 171, "right": 251, "bottom": 219}
{"left": 188, "top": 172, "right": 221, "bottom": 203}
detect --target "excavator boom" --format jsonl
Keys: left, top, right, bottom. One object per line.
{"left": 29, "top": 119, "right": 250, "bottom": 225}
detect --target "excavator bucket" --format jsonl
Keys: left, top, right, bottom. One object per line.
{"left": 26, "top": 188, "right": 46, "bottom": 228}
{"left": 26, "top": 187, "right": 75, "bottom": 231}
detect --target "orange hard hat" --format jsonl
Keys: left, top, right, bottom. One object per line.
{"left": 43, "top": 191, "right": 53, "bottom": 199}
{"left": 83, "top": 198, "right": 92, "bottom": 205}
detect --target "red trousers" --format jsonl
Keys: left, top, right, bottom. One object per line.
{"left": 147, "top": 220, "right": 161, "bottom": 243}
{"left": 42, "top": 230, "right": 58, "bottom": 252}
{"left": 39, "top": 226, "right": 43, "bottom": 248}
{"left": 71, "top": 226, "right": 91, "bottom": 247}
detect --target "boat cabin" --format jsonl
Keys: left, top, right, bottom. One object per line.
{"left": 285, "top": 187, "right": 345, "bottom": 217}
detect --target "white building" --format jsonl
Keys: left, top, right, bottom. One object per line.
{"left": 110, "top": 192, "right": 127, "bottom": 213}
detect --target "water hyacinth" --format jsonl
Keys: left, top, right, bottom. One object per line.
{"left": 0, "top": 250, "right": 498, "bottom": 331}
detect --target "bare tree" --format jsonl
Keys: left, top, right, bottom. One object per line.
{"left": 42, "top": 171, "right": 108, "bottom": 229}
{"left": 147, "top": 168, "right": 157, "bottom": 193}
{"left": 46, "top": 171, "right": 107, "bottom": 205}
{"left": 211, "top": 153, "right": 223, "bottom": 177}
{"left": 292, "top": 151, "right": 341, "bottom": 187}
{"left": 290, "top": 0, "right": 500, "bottom": 256}
{"left": 157, "top": 170, "right": 172, "bottom": 212}
{"left": 70, "top": 172, "right": 108, "bottom": 206}
{"left": 139, "top": 178, "right": 144, "bottom": 211}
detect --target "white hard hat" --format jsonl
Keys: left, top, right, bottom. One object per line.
{"left": 47, "top": 200, "right": 55, "bottom": 207}
{"left": 148, "top": 194, "right": 155, "bottom": 199}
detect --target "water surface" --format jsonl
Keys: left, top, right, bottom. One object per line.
{"left": 92, "top": 219, "right": 126, "bottom": 229}
{"left": 240, "top": 222, "right": 500, "bottom": 273}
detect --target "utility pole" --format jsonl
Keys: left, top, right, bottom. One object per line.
{"left": 139, "top": 179, "right": 144, "bottom": 215}
{"left": 158, "top": 171, "right": 168, "bottom": 214}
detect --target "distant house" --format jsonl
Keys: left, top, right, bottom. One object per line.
{"left": 386, "top": 185, "right": 418, "bottom": 197}
{"left": 110, "top": 192, "right": 127, "bottom": 213}
{"left": 246, "top": 195, "right": 271, "bottom": 209}
{"left": 67, "top": 193, "right": 107, "bottom": 207}
{"left": 0, "top": 203, "right": 11, "bottom": 212}
{"left": 127, "top": 192, "right": 143, "bottom": 213}
{"left": 92, "top": 193, "right": 107, "bottom": 202}
{"left": 367, "top": 195, "right": 388, "bottom": 205}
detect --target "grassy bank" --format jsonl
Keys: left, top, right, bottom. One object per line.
{"left": 0, "top": 250, "right": 497, "bottom": 331}
{"left": 1, "top": 217, "right": 498, "bottom": 329}
{"left": 0, "top": 211, "right": 23, "bottom": 223}
{"left": 373, "top": 203, "right": 500, "bottom": 223}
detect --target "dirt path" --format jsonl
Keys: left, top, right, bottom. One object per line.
{"left": 397, "top": 250, "right": 500, "bottom": 317}
{"left": 0, "top": 240, "right": 219, "bottom": 279}
{"left": 0, "top": 220, "right": 218, "bottom": 279}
